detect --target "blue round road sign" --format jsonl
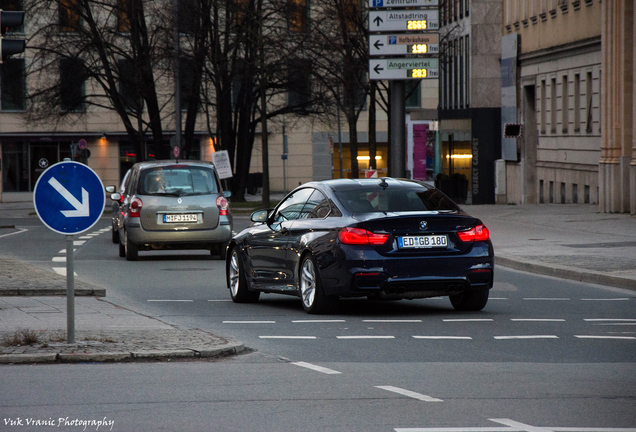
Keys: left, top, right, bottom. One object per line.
{"left": 33, "top": 161, "right": 105, "bottom": 235}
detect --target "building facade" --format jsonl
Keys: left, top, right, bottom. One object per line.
{"left": 438, "top": 0, "right": 503, "bottom": 204}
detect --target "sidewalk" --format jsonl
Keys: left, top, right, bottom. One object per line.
{"left": 1, "top": 199, "right": 634, "bottom": 364}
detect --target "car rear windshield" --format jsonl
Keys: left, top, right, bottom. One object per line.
{"left": 335, "top": 187, "right": 460, "bottom": 213}
{"left": 138, "top": 166, "right": 219, "bottom": 196}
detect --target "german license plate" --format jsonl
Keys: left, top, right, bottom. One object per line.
{"left": 163, "top": 214, "right": 198, "bottom": 223}
{"left": 398, "top": 235, "right": 447, "bottom": 249}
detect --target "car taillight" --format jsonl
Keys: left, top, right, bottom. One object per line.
{"left": 129, "top": 197, "right": 143, "bottom": 218}
{"left": 216, "top": 196, "right": 229, "bottom": 216}
{"left": 457, "top": 224, "right": 490, "bottom": 242}
{"left": 338, "top": 227, "right": 389, "bottom": 245}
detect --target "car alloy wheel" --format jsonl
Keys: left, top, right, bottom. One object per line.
{"left": 299, "top": 254, "right": 337, "bottom": 314}
{"left": 227, "top": 247, "right": 259, "bottom": 303}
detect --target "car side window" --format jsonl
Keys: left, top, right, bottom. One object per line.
{"left": 271, "top": 188, "right": 314, "bottom": 223}
{"left": 300, "top": 190, "right": 330, "bottom": 219}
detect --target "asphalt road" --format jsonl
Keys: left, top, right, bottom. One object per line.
{"left": 1, "top": 216, "right": 635, "bottom": 431}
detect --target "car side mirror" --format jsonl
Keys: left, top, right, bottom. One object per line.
{"left": 110, "top": 193, "right": 121, "bottom": 201}
{"left": 105, "top": 185, "right": 116, "bottom": 193}
{"left": 223, "top": 191, "right": 232, "bottom": 198}
{"left": 250, "top": 209, "right": 269, "bottom": 223}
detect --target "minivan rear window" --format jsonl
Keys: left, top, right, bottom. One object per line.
{"left": 139, "top": 166, "right": 219, "bottom": 196}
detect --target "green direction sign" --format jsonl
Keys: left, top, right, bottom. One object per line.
{"left": 369, "top": 58, "right": 439, "bottom": 80}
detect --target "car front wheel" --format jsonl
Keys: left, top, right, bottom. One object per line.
{"left": 299, "top": 254, "right": 337, "bottom": 314}
{"left": 227, "top": 247, "right": 259, "bottom": 303}
{"left": 449, "top": 288, "right": 489, "bottom": 311}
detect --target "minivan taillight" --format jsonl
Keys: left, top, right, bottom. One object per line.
{"left": 338, "top": 227, "right": 389, "bottom": 245}
{"left": 129, "top": 197, "right": 143, "bottom": 218}
{"left": 216, "top": 196, "right": 229, "bottom": 216}
{"left": 457, "top": 224, "right": 490, "bottom": 242}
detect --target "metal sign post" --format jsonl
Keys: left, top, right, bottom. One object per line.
{"left": 33, "top": 161, "right": 105, "bottom": 344}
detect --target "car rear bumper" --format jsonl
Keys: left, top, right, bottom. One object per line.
{"left": 318, "top": 243, "right": 494, "bottom": 298}
{"left": 126, "top": 218, "right": 233, "bottom": 249}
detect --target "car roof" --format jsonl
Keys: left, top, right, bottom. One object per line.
{"left": 134, "top": 160, "right": 216, "bottom": 170}
{"left": 304, "top": 178, "right": 434, "bottom": 192}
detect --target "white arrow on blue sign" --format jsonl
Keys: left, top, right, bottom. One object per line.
{"left": 33, "top": 161, "right": 105, "bottom": 235}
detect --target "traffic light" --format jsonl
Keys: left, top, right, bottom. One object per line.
{"left": 1, "top": 10, "right": 25, "bottom": 63}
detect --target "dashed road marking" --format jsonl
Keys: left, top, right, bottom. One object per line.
{"left": 412, "top": 336, "right": 472, "bottom": 340}
{"left": 337, "top": 335, "right": 395, "bottom": 339}
{"left": 511, "top": 319, "right": 566, "bottom": 322}
{"left": 260, "top": 336, "right": 317, "bottom": 339}
{"left": 292, "top": 361, "right": 341, "bottom": 374}
{"left": 494, "top": 335, "right": 559, "bottom": 340}
{"left": 376, "top": 385, "right": 443, "bottom": 402}
{"left": 364, "top": 319, "right": 423, "bottom": 323}
{"left": 292, "top": 319, "right": 346, "bottom": 323}
{"left": 581, "top": 298, "right": 631, "bottom": 301}
{"left": 574, "top": 335, "right": 636, "bottom": 340}
{"left": 223, "top": 320, "right": 276, "bottom": 324}
{"left": 147, "top": 299, "right": 194, "bottom": 302}
{"left": 443, "top": 319, "right": 494, "bottom": 322}
{"left": 523, "top": 298, "right": 570, "bottom": 301}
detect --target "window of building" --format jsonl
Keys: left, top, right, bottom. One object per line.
{"left": 287, "top": 0, "right": 308, "bottom": 32}
{"left": 1, "top": 58, "right": 26, "bottom": 111}
{"left": 179, "top": 57, "right": 198, "bottom": 111}
{"left": 459, "top": 37, "right": 464, "bottom": 108}
{"left": 117, "top": 58, "right": 143, "bottom": 112}
{"left": 177, "top": 0, "right": 197, "bottom": 34}
{"left": 465, "top": 35, "right": 470, "bottom": 107}
{"left": 405, "top": 81, "right": 420, "bottom": 108}
{"left": 574, "top": 73, "right": 580, "bottom": 132}
{"left": 550, "top": 77, "right": 557, "bottom": 134}
{"left": 287, "top": 58, "right": 312, "bottom": 108}
{"left": 562, "top": 75, "right": 568, "bottom": 134}
{"left": 59, "top": 0, "right": 80, "bottom": 32}
{"left": 231, "top": 0, "right": 249, "bottom": 27}
{"left": 585, "top": 71, "right": 593, "bottom": 133}
{"left": 540, "top": 79, "right": 546, "bottom": 134}
{"left": 453, "top": 38, "right": 458, "bottom": 109}
{"left": 60, "top": 57, "right": 86, "bottom": 112}
{"left": 343, "top": 0, "right": 361, "bottom": 32}
{"left": 465, "top": 0, "right": 469, "bottom": 16}
{"left": 117, "top": 0, "right": 131, "bottom": 33}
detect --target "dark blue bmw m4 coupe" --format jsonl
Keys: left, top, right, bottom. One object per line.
{"left": 226, "top": 178, "right": 494, "bottom": 314}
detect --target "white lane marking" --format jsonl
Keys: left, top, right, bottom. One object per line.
{"left": 523, "top": 298, "right": 570, "bottom": 301}
{"left": 0, "top": 228, "right": 28, "bottom": 239}
{"left": 78, "top": 236, "right": 92, "bottom": 239}
{"left": 52, "top": 257, "right": 66, "bottom": 262}
{"left": 207, "top": 299, "right": 232, "bottom": 302}
{"left": 581, "top": 298, "right": 631, "bottom": 301}
{"left": 73, "top": 240, "right": 86, "bottom": 246}
{"left": 490, "top": 297, "right": 509, "bottom": 300}
{"left": 223, "top": 320, "right": 276, "bottom": 324}
{"left": 413, "top": 336, "right": 472, "bottom": 340}
{"left": 490, "top": 418, "right": 555, "bottom": 432}
{"left": 337, "top": 335, "right": 395, "bottom": 339}
{"left": 260, "top": 336, "right": 317, "bottom": 339}
{"left": 511, "top": 319, "right": 566, "bottom": 322}
{"left": 584, "top": 319, "right": 636, "bottom": 322}
{"left": 594, "top": 323, "right": 636, "bottom": 326}
{"left": 58, "top": 249, "right": 77, "bottom": 254}
{"left": 376, "top": 385, "right": 443, "bottom": 402}
{"left": 443, "top": 319, "right": 494, "bottom": 322}
{"left": 292, "top": 361, "right": 341, "bottom": 374}
{"left": 574, "top": 335, "right": 636, "bottom": 340}
{"left": 98, "top": 228, "right": 110, "bottom": 232}
{"left": 364, "top": 319, "right": 423, "bottom": 323}
{"left": 292, "top": 319, "right": 346, "bottom": 323}
{"left": 52, "top": 267, "right": 77, "bottom": 276}
{"left": 147, "top": 299, "right": 193, "bottom": 302}
{"left": 494, "top": 335, "right": 559, "bottom": 340}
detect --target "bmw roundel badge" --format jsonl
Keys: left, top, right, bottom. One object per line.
{"left": 419, "top": 220, "right": 428, "bottom": 230}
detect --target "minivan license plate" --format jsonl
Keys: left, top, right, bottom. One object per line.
{"left": 164, "top": 214, "right": 198, "bottom": 223}
{"left": 398, "top": 235, "right": 447, "bottom": 249}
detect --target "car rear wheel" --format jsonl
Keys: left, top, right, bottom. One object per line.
{"left": 118, "top": 236, "right": 125, "bottom": 257}
{"left": 228, "top": 247, "right": 259, "bottom": 303}
{"left": 125, "top": 231, "right": 138, "bottom": 261}
{"left": 299, "top": 254, "right": 337, "bottom": 314}
{"left": 449, "top": 288, "right": 489, "bottom": 311}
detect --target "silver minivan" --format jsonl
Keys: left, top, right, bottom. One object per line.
{"left": 108, "top": 160, "right": 232, "bottom": 261}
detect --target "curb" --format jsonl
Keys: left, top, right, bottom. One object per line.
{"left": 495, "top": 256, "right": 636, "bottom": 291}
{"left": 0, "top": 342, "right": 245, "bottom": 364}
{"left": 0, "top": 288, "right": 106, "bottom": 297}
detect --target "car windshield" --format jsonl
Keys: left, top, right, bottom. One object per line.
{"left": 139, "top": 166, "right": 218, "bottom": 196}
{"left": 335, "top": 186, "right": 460, "bottom": 213}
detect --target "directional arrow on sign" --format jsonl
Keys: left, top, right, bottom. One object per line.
{"left": 48, "top": 177, "right": 90, "bottom": 217}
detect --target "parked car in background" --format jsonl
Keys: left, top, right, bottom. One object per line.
{"left": 226, "top": 178, "right": 494, "bottom": 314}
{"left": 108, "top": 160, "right": 232, "bottom": 261}
{"left": 105, "top": 169, "right": 131, "bottom": 244}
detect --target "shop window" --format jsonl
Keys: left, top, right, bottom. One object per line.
{"left": 1, "top": 142, "right": 28, "bottom": 192}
